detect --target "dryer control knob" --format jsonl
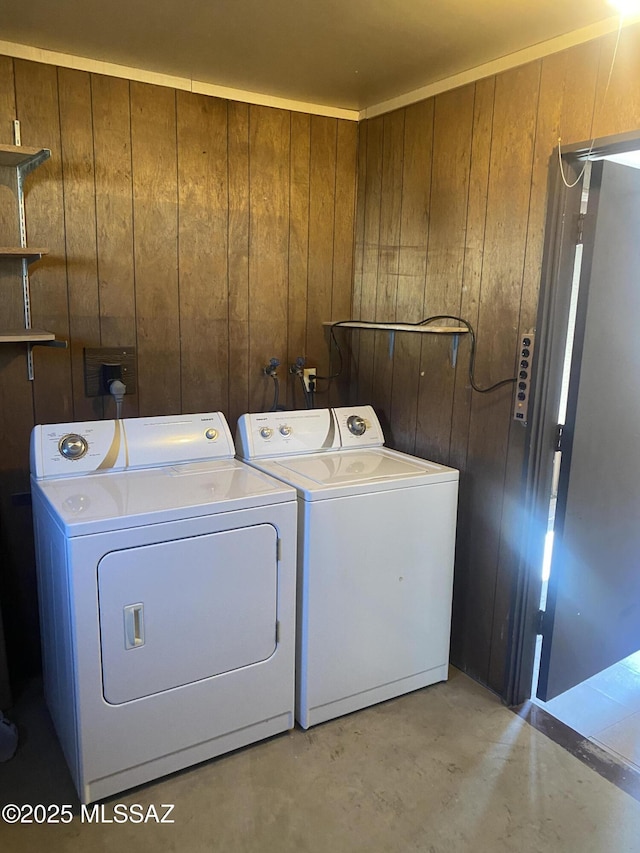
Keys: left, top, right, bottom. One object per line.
{"left": 59, "top": 434, "right": 89, "bottom": 460}
{"left": 260, "top": 427, "right": 273, "bottom": 439}
{"left": 347, "top": 415, "right": 366, "bottom": 436}
{"left": 205, "top": 428, "right": 218, "bottom": 440}
{"left": 279, "top": 425, "right": 292, "bottom": 436}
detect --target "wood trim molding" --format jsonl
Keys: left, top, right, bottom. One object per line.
{"left": 0, "top": 39, "right": 359, "bottom": 121}
{"left": 360, "top": 14, "right": 640, "bottom": 120}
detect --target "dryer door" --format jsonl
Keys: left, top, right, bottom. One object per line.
{"left": 98, "top": 524, "right": 278, "bottom": 704}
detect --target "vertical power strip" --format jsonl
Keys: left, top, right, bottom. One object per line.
{"left": 513, "top": 331, "right": 535, "bottom": 425}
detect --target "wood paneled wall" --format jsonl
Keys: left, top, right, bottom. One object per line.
{"left": 0, "top": 56, "right": 357, "bottom": 680}
{"left": 3, "top": 21, "right": 640, "bottom": 698}
{"left": 353, "top": 24, "right": 640, "bottom": 695}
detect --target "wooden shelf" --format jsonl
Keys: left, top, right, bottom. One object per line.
{"left": 0, "top": 247, "right": 49, "bottom": 262}
{"left": 0, "top": 329, "right": 56, "bottom": 343}
{"left": 0, "top": 143, "right": 51, "bottom": 170}
{"left": 323, "top": 320, "right": 469, "bottom": 334}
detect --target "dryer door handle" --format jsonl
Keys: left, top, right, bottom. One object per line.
{"left": 124, "top": 603, "right": 145, "bottom": 649}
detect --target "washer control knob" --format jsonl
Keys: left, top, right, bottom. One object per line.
{"left": 59, "top": 434, "right": 88, "bottom": 460}
{"left": 347, "top": 415, "right": 366, "bottom": 436}
{"left": 205, "top": 428, "right": 218, "bottom": 441}
{"left": 279, "top": 425, "right": 292, "bottom": 436}
{"left": 260, "top": 427, "right": 273, "bottom": 439}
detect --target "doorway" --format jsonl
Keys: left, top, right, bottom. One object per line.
{"left": 509, "top": 133, "right": 640, "bottom": 775}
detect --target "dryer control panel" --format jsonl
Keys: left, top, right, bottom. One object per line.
{"left": 31, "top": 412, "right": 235, "bottom": 479}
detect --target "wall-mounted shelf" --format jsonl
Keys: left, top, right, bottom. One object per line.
{"left": 0, "top": 126, "right": 65, "bottom": 379}
{"left": 0, "top": 143, "right": 51, "bottom": 172}
{"left": 0, "top": 330, "right": 56, "bottom": 343}
{"left": 324, "top": 319, "right": 469, "bottom": 366}
{"left": 0, "top": 247, "right": 49, "bottom": 262}
{"left": 323, "top": 320, "right": 468, "bottom": 334}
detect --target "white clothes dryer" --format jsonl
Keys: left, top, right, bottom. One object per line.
{"left": 30, "top": 412, "right": 297, "bottom": 803}
{"left": 236, "top": 406, "right": 459, "bottom": 729}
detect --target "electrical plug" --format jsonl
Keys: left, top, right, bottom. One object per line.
{"left": 109, "top": 378, "right": 126, "bottom": 419}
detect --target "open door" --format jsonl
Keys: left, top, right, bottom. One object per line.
{"left": 538, "top": 159, "right": 640, "bottom": 701}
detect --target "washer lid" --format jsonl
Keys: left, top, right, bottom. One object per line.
{"left": 278, "top": 449, "right": 425, "bottom": 483}
{"left": 32, "top": 459, "right": 295, "bottom": 536}
{"left": 253, "top": 447, "right": 458, "bottom": 500}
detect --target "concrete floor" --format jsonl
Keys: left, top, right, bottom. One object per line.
{"left": 2, "top": 668, "right": 640, "bottom": 852}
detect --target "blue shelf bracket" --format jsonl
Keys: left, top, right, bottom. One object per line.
{"left": 450, "top": 333, "right": 460, "bottom": 368}
{"left": 387, "top": 330, "right": 396, "bottom": 360}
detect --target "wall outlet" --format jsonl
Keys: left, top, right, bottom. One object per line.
{"left": 84, "top": 347, "right": 137, "bottom": 397}
{"left": 303, "top": 368, "right": 316, "bottom": 392}
{"left": 513, "top": 332, "right": 535, "bottom": 425}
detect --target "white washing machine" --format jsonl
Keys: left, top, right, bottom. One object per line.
{"left": 30, "top": 412, "right": 297, "bottom": 803}
{"left": 236, "top": 405, "right": 459, "bottom": 729}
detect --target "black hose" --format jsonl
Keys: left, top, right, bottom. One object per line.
{"left": 269, "top": 375, "right": 279, "bottom": 412}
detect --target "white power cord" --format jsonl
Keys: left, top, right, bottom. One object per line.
{"left": 108, "top": 379, "right": 126, "bottom": 419}
{"left": 557, "top": 14, "right": 624, "bottom": 189}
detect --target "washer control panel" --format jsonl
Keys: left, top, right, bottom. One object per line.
{"left": 236, "top": 406, "right": 385, "bottom": 459}
{"left": 333, "top": 406, "right": 384, "bottom": 448}
{"left": 31, "top": 412, "right": 235, "bottom": 479}
{"left": 237, "top": 409, "right": 339, "bottom": 459}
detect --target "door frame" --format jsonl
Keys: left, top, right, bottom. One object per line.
{"left": 504, "top": 130, "right": 640, "bottom": 708}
